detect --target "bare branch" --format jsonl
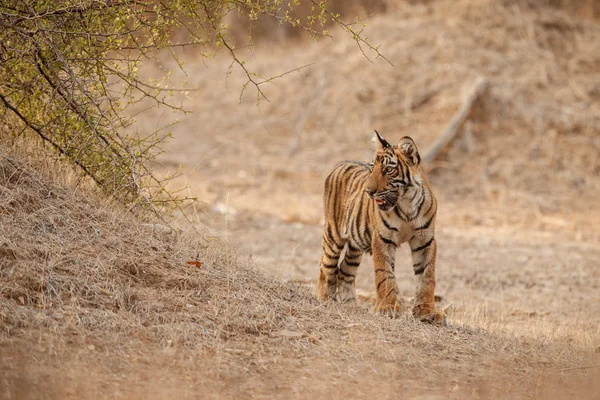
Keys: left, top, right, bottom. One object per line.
{"left": 0, "top": 91, "right": 102, "bottom": 187}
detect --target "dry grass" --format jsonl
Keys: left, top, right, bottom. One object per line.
{"left": 1, "top": 143, "right": 599, "bottom": 399}
{"left": 2, "top": 0, "right": 600, "bottom": 398}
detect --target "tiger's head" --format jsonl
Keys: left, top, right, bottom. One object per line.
{"left": 364, "top": 130, "right": 422, "bottom": 211}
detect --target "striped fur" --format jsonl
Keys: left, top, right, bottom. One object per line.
{"left": 317, "top": 132, "right": 445, "bottom": 323}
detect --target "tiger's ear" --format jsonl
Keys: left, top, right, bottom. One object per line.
{"left": 398, "top": 136, "right": 420, "bottom": 166}
{"left": 372, "top": 130, "right": 392, "bottom": 150}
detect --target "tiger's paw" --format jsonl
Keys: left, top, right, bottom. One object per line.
{"left": 316, "top": 281, "right": 328, "bottom": 302}
{"left": 336, "top": 282, "right": 356, "bottom": 303}
{"left": 412, "top": 305, "right": 447, "bottom": 326}
{"left": 316, "top": 284, "right": 336, "bottom": 302}
{"left": 375, "top": 301, "right": 403, "bottom": 318}
{"left": 316, "top": 275, "right": 338, "bottom": 302}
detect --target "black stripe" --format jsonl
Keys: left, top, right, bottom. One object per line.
{"left": 322, "top": 262, "right": 338, "bottom": 269}
{"left": 411, "top": 237, "right": 434, "bottom": 253}
{"left": 323, "top": 240, "right": 337, "bottom": 255}
{"left": 347, "top": 242, "right": 360, "bottom": 253}
{"left": 409, "top": 188, "right": 419, "bottom": 202}
{"left": 345, "top": 251, "right": 362, "bottom": 259}
{"left": 322, "top": 235, "right": 342, "bottom": 258}
{"left": 353, "top": 197, "right": 364, "bottom": 245}
{"left": 363, "top": 200, "right": 374, "bottom": 248}
{"left": 348, "top": 168, "right": 366, "bottom": 194}
{"left": 407, "top": 192, "right": 426, "bottom": 220}
{"left": 381, "top": 216, "right": 398, "bottom": 231}
{"left": 377, "top": 276, "right": 393, "bottom": 290}
{"left": 414, "top": 260, "right": 431, "bottom": 275}
{"left": 415, "top": 216, "right": 433, "bottom": 231}
{"left": 322, "top": 252, "right": 338, "bottom": 261}
{"left": 323, "top": 173, "right": 333, "bottom": 204}
{"left": 322, "top": 240, "right": 337, "bottom": 255}
{"left": 423, "top": 195, "right": 435, "bottom": 217}
{"left": 398, "top": 160, "right": 408, "bottom": 183}
{"left": 379, "top": 234, "right": 394, "bottom": 246}
{"left": 405, "top": 164, "right": 413, "bottom": 185}
{"left": 344, "top": 172, "right": 360, "bottom": 201}
{"left": 322, "top": 234, "right": 335, "bottom": 251}
{"left": 394, "top": 206, "right": 407, "bottom": 221}
{"left": 344, "top": 253, "right": 362, "bottom": 261}
{"left": 344, "top": 261, "right": 361, "bottom": 267}
{"left": 338, "top": 268, "right": 355, "bottom": 277}
{"left": 325, "top": 225, "right": 336, "bottom": 246}
{"left": 352, "top": 198, "right": 366, "bottom": 249}
{"left": 328, "top": 168, "right": 343, "bottom": 239}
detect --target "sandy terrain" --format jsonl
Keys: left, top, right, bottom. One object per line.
{"left": 147, "top": 0, "right": 600, "bottom": 330}
{"left": 1, "top": 0, "right": 599, "bottom": 399}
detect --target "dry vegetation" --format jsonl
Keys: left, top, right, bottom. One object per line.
{"left": 1, "top": 0, "right": 600, "bottom": 399}
{"left": 1, "top": 146, "right": 598, "bottom": 399}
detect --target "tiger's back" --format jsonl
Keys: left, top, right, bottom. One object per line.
{"left": 322, "top": 161, "right": 376, "bottom": 255}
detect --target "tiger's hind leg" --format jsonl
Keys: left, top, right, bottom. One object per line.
{"left": 317, "top": 229, "right": 346, "bottom": 302}
{"left": 336, "top": 243, "right": 362, "bottom": 303}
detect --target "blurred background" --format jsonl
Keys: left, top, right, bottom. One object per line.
{"left": 134, "top": 0, "right": 599, "bottom": 322}
{"left": 2, "top": 2, "right": 599, "bottom": 396}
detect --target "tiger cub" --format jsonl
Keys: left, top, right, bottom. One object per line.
{"left": 316, "top": 131, "right": 445, "bottom": 323}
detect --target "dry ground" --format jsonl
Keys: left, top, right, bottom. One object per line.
{"left": 1, "top": 147, "right": 599, "bottom": 399}
{"left": 1, "top": 0, "right": 600, "bottom": 399}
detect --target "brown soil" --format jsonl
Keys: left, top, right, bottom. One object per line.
{"left": 2, "top": 0, "right": 600, "bottom": 399}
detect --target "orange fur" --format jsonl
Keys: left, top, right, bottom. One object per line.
{"left": 317, "top": 132, "right": 445, "bottom": 323}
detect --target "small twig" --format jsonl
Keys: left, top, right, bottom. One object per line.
{"left": 551, "top": 364, "right": 600, "bottom": 374}
{"left": 535, "top": 364, "right": 600, "bottom": 398}
{"left": 422, "top": 77, "right": 487, "bottom": 166}
{"left": 0, "top": 91, "right": 102, "bottom": 188}
{"left": 312, "top": 1, "right": 393, "bottom": 66}
{"left": 258, "top": 63, "right": 316, "bottom": 86}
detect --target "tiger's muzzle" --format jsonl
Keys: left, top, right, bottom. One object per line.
{"left": 366, "top": 190, "right": 397, "bottom": 211}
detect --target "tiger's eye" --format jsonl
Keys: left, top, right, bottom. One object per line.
{"left": 385, "top": 167, "right": 394, "bottom": 174}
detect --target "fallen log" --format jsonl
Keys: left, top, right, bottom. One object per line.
{"left": 421, "top": 77, "right": 487, "bottom": 166}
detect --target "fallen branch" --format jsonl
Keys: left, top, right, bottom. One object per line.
{"left": 422, "top": 77, "right": 487, "bottom": 166}
{"left": 550, "top": 364, "right": 600, "bottom": 374}
{"left": 535, "top": 364, "right": 600, "bottom": 398}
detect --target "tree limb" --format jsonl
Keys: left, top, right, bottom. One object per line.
{"left": 422, "top": 77, "right": 487, "bottom": 166}
{"left": 0, "top": 91, "right": 102, "bottom": 187}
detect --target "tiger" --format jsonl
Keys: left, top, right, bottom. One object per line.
{"left": 316, "top": 130, "right": 445, "bottom": 324}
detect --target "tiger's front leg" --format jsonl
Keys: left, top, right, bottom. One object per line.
{"left": 372, "top": 234, "right": 402, "bottom": 316}
{"left": 409, "top": 234, "right": 446, "bottom": 325}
